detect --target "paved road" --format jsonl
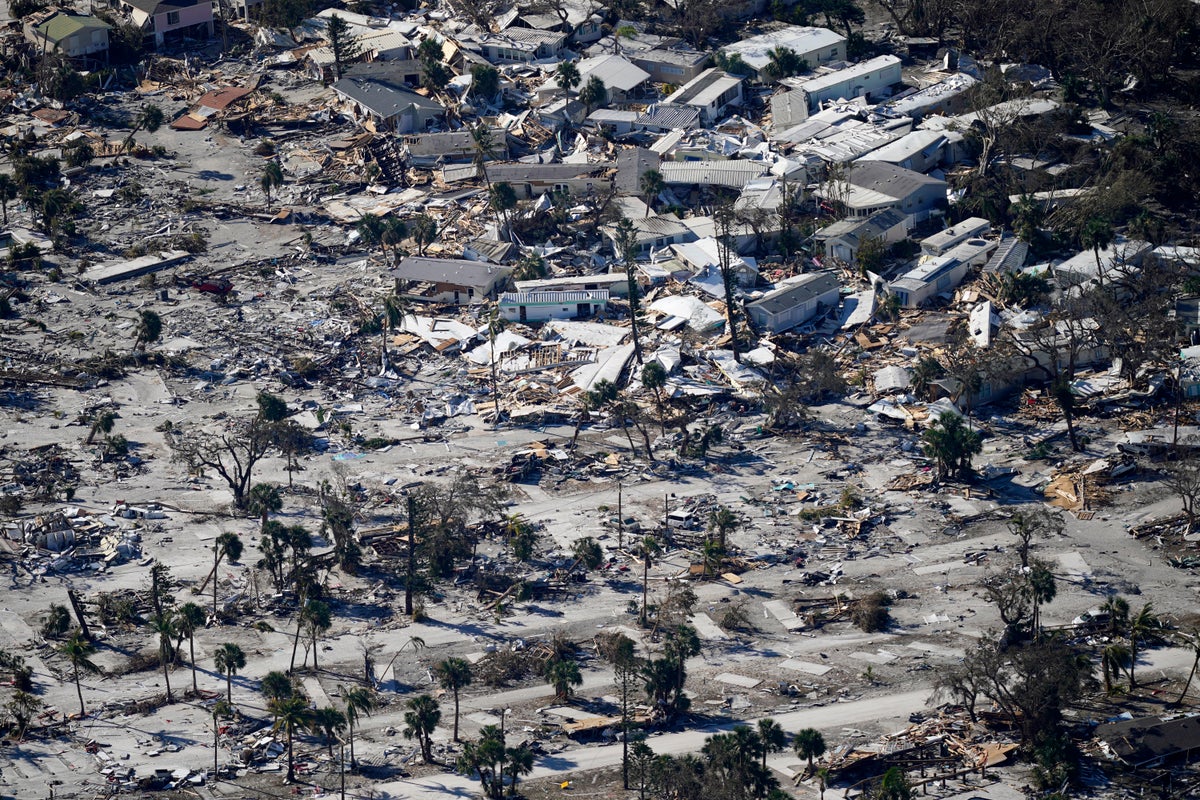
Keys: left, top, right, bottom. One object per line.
{"left": 379, "top": 687, "right": 930, "bottom": 799}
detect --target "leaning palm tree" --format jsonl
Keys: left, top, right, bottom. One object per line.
{"left": 434, "top": 657, "right": 473, "bottom": 741}
{"left": 247, "top": 483, "right": 282, "bottom": 531}
{"left": 174, "top": 602, "right": 206, "bottom": 693}
{"left": 1173, "top": 628, "right": 1200, "bottom": 706}
{"left": 214, "top": 643, "right": 246, "bottom": 703}
{"left": 200, "top": 532, "right": 243, "bottom": 617}
{"left": 58, "top": 631, "right": 98, "bottom": 717}
{"left": 1102, "top": 642, "right": 1131, "bottom": 695}
{"left": 261, "top": 161, "right": 284, "bottom": 209}
{"left": 271, "top": 695, "right": 315, "bottom": 782}
{"left": 121, "top": 103, "right": 164, "bottom": 153}
{"left": 342, "top": 685, "right": 376, "bottom": 767}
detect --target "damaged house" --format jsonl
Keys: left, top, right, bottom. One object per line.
{"left": 393, "top": 257, "right": 512, "bottom": 304}
{"left": 331, "top": 64, "right": 446, "bottom": 133}
{"left": 746, "top": 272, "right": 841, "bottom": 333}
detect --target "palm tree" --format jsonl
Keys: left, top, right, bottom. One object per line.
{"left": 485, "top": 306, "right": 506, "bottom": 424}
{"left": 639, "top": 169, "right": 664, "bottom": 219}
{"left": 544, "top": 657, "right": 583, "bottom": 702}
{"left": 261, "top": 670, "right": 294, "bottom": 704}
{"left": 271, "top": 695, "right": 315, "bottom": 782}
{"left": 214, "top": 643, "right": 246, "bottom": 703}
{"left": 1127, "top": 602, "right": 1159, "bottom": 689}
{"left": 343, "top": 685, "right": 376, "bottom": 767}
{"left": 506, "top": 743, "right": 535, "bottom": 796}
{"left": 150, "top": 611, "right": 176, "bottom": 703}
{"left": 555, "top": 59, "right": 581, "bottom": 94}
{"left": 1027, "top": 560, "right": 1056, "bottom": 641}
{"left": 793, "top": 727, "right": 826, "bottom": 772}
{"left": 922, "top": 411, "right": 982, "bottom": 481}
{"left": 1173, "top": 628, "right": 1200, "bottom": 706}
{"left": 200, "top": 532, "right": 243, "bottom": 617}
{"left": 58, "top": 632, "right": 98, "bottom": 717}
{"left": 261, "top": 161, "right": 284, "bottom": 209}
{"left": 410, "top": 213, "right": 438, "bottom": 256}
{"left": 641, "top": 361, "right": 668, "bottom": 436}
{"left": 292, "top": 599, "right": 332, "bottom": 672}
{"left": 757, "top": 718, "right": 786, "bottom": 777}
{"left": 380, "top": 217, "right": 408, "bottom": 266}
{"left": 247, "top": 483, "right": 282, "bottom": 531}
{"left": 579, "top": 75, "right": 607, "bottom": 115}
{"left": 6, "top": 690, "right": 41, "bottom": 739}
{"left": 403, "top": 694, "right": 441, "bottom": 763}
{"left": 121, "top": 103, "right": 165, "bottom": 153}
{"left": 85, "top": 410, "right": 116, "bottom": 445}
{"left": 489, "top": 182, "right": 518, "bottom": 240}
{"left": 1101, "top": 642, "right": 1131, "bottom": 695}
{"left": 313, "top": 706, "right": 347, "bottom": 755}
{"left": 640, "top": 535, "right": 660, "bottom": 627}
{"left": 174, "top": 602, "right": 205, "bottom": 693}
{"left": 434, "top": 657, "right": 473, "bottom": 741}
{"left": 709, "top": 507, "right": 740, "bottom": 552}
{"left": 133, "top": 309, "right": 162, "bottom": 352}
{"left": 1080, "top": 216, "right": 1114, "bottom": 283}
{"left": 1103, "top": 595, "right": 1131, "bottom": 638}
{"left": 0, "top": 173, "right": 16, "bottom": 223}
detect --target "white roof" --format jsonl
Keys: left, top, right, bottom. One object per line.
{"left": 538, "top": 54, "right": 650, "bottom": 95}
{"left": 665, "top": 68, "right": 743, "bottom": 108}
{"left": 800, "top": 55, "right": 901, "bottom": 94}
{"left": 720, "top": 26, "right": 845, "bottom": 70}
{"left": 920, "top": 97, "right": 1060, "bottom": 131}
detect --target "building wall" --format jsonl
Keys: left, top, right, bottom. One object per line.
{"left": 632, "top": 56, "right": 706, "bottom": 86}
{"left": 748, "top": 285, "right": 839, "bottom": 332}
{"left": 500, "top": 301, "right": 602, "bottom": 322}
{"left": 805, "top": 60, "right": 902, "bottom": 109}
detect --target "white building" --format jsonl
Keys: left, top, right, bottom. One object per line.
{"left": 921, "top": 217, "right": 991, "bottom": 255}
{"left": 798, "top": 55, "right": 902, "bottom": 111}
{"left": 816, "top": 208, "right": 908, "bottom": 264}
{"left": 746, "top": 273, "right": 841, "bottom": 333}
{"left": 663, "top": 68, "right": 744, "bottom": 124}
{"left": 499, "top": 290, "right": 608, "bottom": 323}
{"left": 515, "top": 273, "right": 629, "bottom": 298}
{"left": 889, "top": 237, "right": 997, "bottom": 308}
{"left": 719, "top": 26, "right": 846, "bottom": 81}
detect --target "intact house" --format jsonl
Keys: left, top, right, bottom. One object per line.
{"left": 794, "top": 55, "right": 902, "bottom": 113}
{"left": 487, "top": 162, "right": 615, "bottom": 199}
{"left": 746, "top": 272, "right": 840, "bottom": 333}
{"left": 24, "top": 10, "right": 111, "bottom": 65}
{"left": 816, "top": 208, "right": 908, "bottom": 264}
{"left": 499, "top": 289, "right": 609, "bottom": 323}
{"left": 663, "top": 69, "right": 744, "bottom": 125}
{"left": 330, "top": 64, "right": 446, "bottom": 133}
{"left": 719, "top": 26, "right": 846, "bottom": 82}
{"left": 535, "top": 55, "right": 651, "bottom": 106}
{"left": 888, "top": 237, "right": 997, "bottom": 308}
{"left": 393, "top": 256, "right": 512, "bottom": 304}
{"left": 111, "top": 0, "right": 213, "bottom": 48}
{"left": 815, "top": 161, "right": 946, "bottom": 226}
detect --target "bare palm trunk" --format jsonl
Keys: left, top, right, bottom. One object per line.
{"left": 189, "top": 635, "right": 198, "bottom": 693}
{"left": 225, "top": 670, "right": 232, "bottom": 702}
{"left": 162, "top": 656, "right": 173, "bottom": 703}
{"left": 453, "top": 689, "right": 461, "bottom": 741}
{"left": 1175, "top": 654, "right": 1199, "bottom": 705}
{"left": 74, "top": 665, "right": 85, "bottom": 717}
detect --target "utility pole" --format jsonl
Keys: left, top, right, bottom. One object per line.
{"left": 405, "top": 493, "right": 417, "bottom": 617}
{"left": 617, "top": 481, "right": 623, "bottom": 550}
{"left": 663, "top": 493, "right": 669, "bottom": 534}
{"left": 340, "top": 739, "right": 346, "bottom": 800}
